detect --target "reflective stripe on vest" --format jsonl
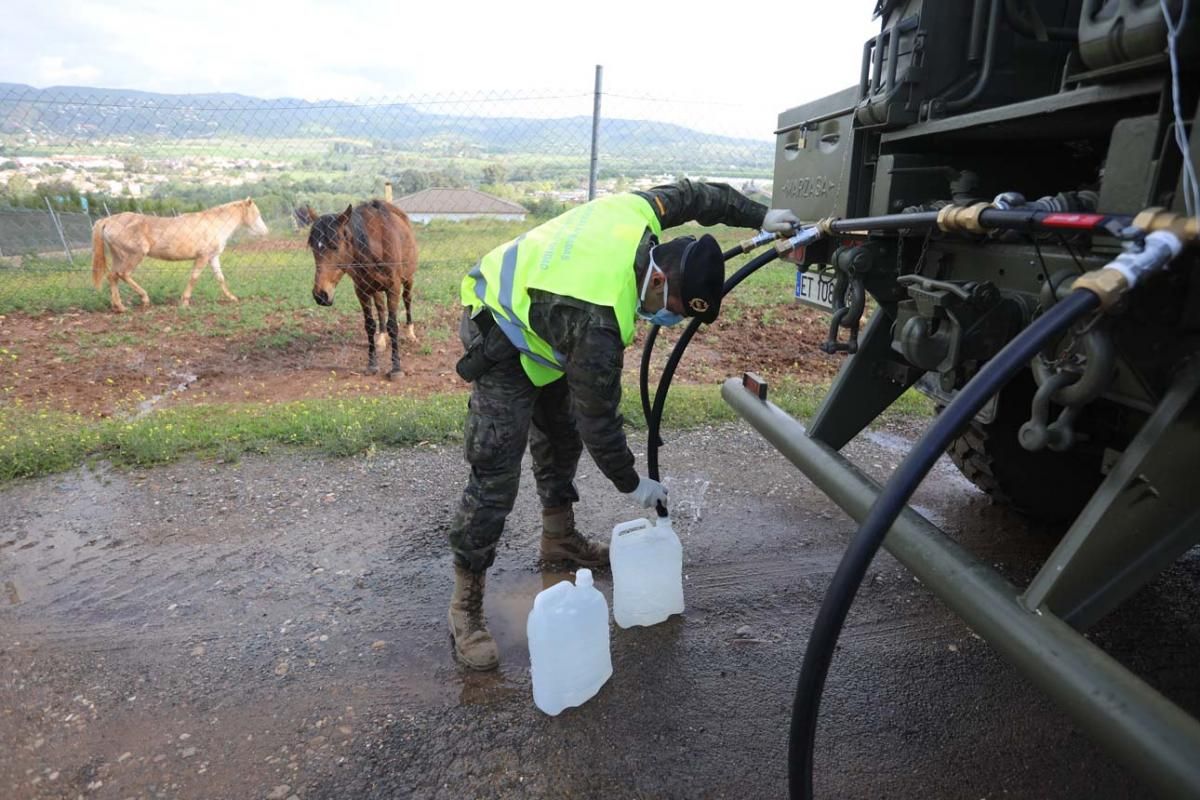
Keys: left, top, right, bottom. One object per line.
{"left": 465, "top": 237, "right": 566, "bottom": 372}
{"left": 461, "top": 194, "right": 663, "bottom": 386}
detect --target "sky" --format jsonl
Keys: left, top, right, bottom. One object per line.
{"left": 3, "top": 0, "right": 880, "bottom": 141}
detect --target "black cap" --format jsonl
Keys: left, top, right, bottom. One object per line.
{"left": 678, "top": 234, "right": 724, "bottom": 323}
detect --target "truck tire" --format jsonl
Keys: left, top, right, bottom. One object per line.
{"left": 944, "top": 372, "right": 1105, "bottom": 523}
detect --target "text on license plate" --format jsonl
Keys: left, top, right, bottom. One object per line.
{"left": 795, "top": 269, "right": 835, "bottom": 311}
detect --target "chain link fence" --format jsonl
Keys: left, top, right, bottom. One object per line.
{"left": 0, "top": 81, "right": 825, "bottom": 427}
{"left": 0, "top": 83, "right": 775, "bottom": 306}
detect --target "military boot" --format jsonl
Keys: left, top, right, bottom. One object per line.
{"left": 448, "top": 564, "right": 499, "bottom": 671}
{"left": 540, "top": 506, "right": 610, "bottom": 568}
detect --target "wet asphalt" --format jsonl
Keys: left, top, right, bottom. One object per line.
{"left": 2, "top": 421, "right": 1198, "bottom": 799}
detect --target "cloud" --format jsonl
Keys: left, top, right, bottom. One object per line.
{"left": 36, "top": 56, "right": 101, "bottom": 85}
{"left": 3, "top": 0, "right": 880, "bottom": 141}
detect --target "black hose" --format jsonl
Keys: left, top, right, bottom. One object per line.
{"left": 967, "top": 0, "right": 990, "bottom": 62}
{"left": 646, "top": 248, "right": 783, "bottom": 508}
{"left": 787, "top": 287, "right": 1101, "bottom": 799}
{"left": 820, "top": 208, "right": 1133, "bottom": 237}
{"left": 639, "top": 245, "right": 753, "bottom": 452}
{"left": 945, "top": 0, "right": 1002, "bottom": 112}
{"left": 640, "top": 323, "right": 664, "bottom": 448}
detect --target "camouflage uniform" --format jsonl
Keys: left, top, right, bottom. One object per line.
{"left": 449, "top": 180, "right": 767, "bottom": 572}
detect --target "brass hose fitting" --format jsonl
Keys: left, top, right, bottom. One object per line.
{"left": 1131, "top": 207, "right": 1200, "bottom": 242}
{"left": 1071, "top": 269, "right": 1129, "bottom": 310}
{"left": 936, "top": 202, "right": 991, "bottom": 234}
{"left": 816, "top": 216, "right": 840, "bottom": 237}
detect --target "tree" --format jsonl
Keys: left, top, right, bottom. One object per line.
{"left": 35, "top": 180, "right": 79, "bottom": 209}
{"left": 481, "top": 163, "right": 507, "bottom": 185}
{"left": 5, "top": 173, "right": 32, "bottom": 199}
{"left": 122, "top": 154, "right": 146, "bottom": 173}
{"left": 396, "top": 168, "right": 431, "bottom": 195}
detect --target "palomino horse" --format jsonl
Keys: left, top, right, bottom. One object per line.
{"left": 91, "top": 198, "right": 269, "bottom": 312}
{"left": 304, "top": 200, "right": 419, "bottom": 379}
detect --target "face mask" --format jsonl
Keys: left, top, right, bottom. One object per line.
{"left": 637, "top": 247, "right": 685, "bottom": 327}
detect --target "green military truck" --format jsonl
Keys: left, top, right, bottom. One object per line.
{"left": 719, "top": 1, "right": 1200, "bottom": 796}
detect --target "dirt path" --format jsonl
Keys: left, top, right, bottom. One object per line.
{"left": 2, "top": 423, "right": 1197, "bottom": 799}
{"left": 0, "top": 302, "right": 839, "bottom": 418}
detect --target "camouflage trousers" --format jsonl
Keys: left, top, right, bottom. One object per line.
{"left": 449, "top": 311, "right": 582, "bottom": 572}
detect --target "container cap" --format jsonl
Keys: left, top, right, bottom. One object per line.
{"left": 575, "top": 568, "right": 593, "bottom": 588}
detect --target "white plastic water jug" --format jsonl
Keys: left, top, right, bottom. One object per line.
{"left": 610, "top": 515, "right": 684, "bottom": 628}
{"left": 526, "top": 568, "right": 613, "bottom": 716}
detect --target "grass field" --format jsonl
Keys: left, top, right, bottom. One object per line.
{"left": 0, "top": 218, "right": 930, "bottom": 483}
{"left": 0, "top": 220, "right": 789, "bottom": 316}
{"left": 0, "top": 380, "right": 931, "bottom": 483}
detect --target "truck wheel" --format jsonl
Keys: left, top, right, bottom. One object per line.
{"left": 944, "top": 372, "right": 1105, "bottom": 523}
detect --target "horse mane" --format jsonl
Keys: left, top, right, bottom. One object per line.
{"left": 307, "top": 213, "right": 339, "bottom": 252}
{"left": 307, "top": 200, "right": 411, "bottom": 265}
{"left": 350, "top": 204, "right": 373, "bottom": 260}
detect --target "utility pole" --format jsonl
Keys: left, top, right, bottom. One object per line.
{"left": 589, "top": 65, "right": 603, "bottom": 201}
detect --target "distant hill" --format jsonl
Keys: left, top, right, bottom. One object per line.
{"left": 0, "top": 83, "right": 772, "bottom": 167}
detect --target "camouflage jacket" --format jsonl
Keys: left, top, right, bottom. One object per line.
{"left": 527, "top": 180, "right": 768, "bottom": 493}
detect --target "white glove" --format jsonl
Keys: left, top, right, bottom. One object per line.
{"left": 763, "top": 208, "right": 801, "bottom": 233}
{"left": 625, "top": 475, "right": 668, "bottom": 509}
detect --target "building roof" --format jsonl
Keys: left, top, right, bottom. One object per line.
{"left": 394, "top": 187, "right": 528, "bottom": 215}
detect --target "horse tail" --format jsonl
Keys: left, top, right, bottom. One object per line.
{"left": 91, "top": 220, "right": 107, "bottom": 288}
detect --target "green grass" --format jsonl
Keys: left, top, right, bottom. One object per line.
{"left": 0, "top": 383, "right": 931, "bottom": 484}
{"left": 0, "top": 219, "right": 792, "bottom": 317}
{"left": 0, "top": 218, "right": 934, "bottom": 484}
{"left": 0, "top": 218, "right": 534, "bottom": 316}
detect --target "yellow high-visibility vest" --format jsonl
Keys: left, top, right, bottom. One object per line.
{"left": 461, "top": 193, "right": 662, "bottom": 385}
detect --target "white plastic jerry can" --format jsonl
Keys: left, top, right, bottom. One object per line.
{"left": 610, "top": 515, "right": 684, "bottom": 629}
{"left": 526, "top": 568, "right": 613, "bottom": 716}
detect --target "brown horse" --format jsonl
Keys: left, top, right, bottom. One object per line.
{"left": 91, "top": 198, "right": 269, "bottom": 312}
{"left": 304, "top": 200, "right": 419, "bottom": 378}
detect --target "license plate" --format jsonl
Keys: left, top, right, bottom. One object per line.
{"left": 795, "top": 268, "right": 836, "bottom": 311}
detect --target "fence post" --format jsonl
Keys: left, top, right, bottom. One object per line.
{"left": 384, "top": 181, "right": 393, "bottom": 203}
{"left": 589, "top": 64, "right": 603, "bottom": 201}
{"left": 103, "top": 201, "right": 112, "bottom": 217}
{"left": 45, "top": 197, "right": 75, "bottom": 265}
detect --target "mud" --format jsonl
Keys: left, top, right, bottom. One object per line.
{"left": 2, "top": 422, "right": 1198, "bottom": 799}
{"left": 0, "top": 301, "right": 838, "bottom": 418}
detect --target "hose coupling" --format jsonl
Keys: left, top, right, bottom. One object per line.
{"left": 816, "top": 216, "right": 840, "bottom": 237}
{"left": 1073, "top": 231, "right": 1184, "bottom": 309}
{"left": 774, "top": 226, "right": 823, "bottom": 255}
{"left": 739, "top": 229, "right": 779, "bottom": 253}
{"left": 1131, "top": 207, "right": 1200, "bottom": 243}
{"left": 936, "top": 202, "right": 991, "bottom": 234}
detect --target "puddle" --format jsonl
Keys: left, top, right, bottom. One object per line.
{"left": 862, "top": 429, "right": 914, "bottom": 455}
{"left": 131, "top": 370, "right": 198, "bottom": 419}
{"left": 482, "top": 568, "right": 580, "bottom": 662}
{"left": 0, "top": 468, "right": 122, "bottom": 613}
{"left": 451, "top": 567, "right": 605, "bottom": 707}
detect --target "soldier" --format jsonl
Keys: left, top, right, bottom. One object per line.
{"left": 449, "top": 179, "right": 800, "bottom": 669}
